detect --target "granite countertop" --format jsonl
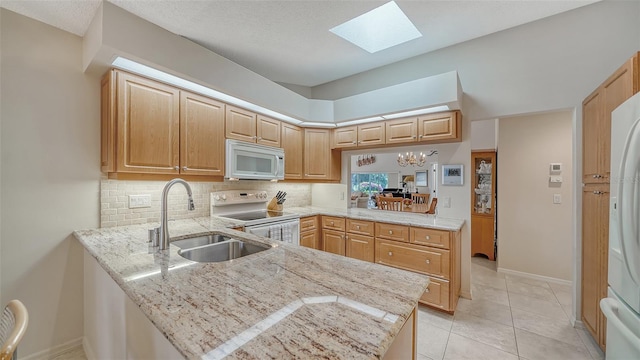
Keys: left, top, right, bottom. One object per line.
{"left": 74, "top": 218, "right": 429, "bottom": 359}
{"left": 286, "top": 206, "right": 465, "bottom": 231}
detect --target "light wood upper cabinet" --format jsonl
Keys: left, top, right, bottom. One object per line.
{"left": 583, "top": 53, "right": 639, "bottom": 184}
{"left": 333, "top": 126, "right": 358, "bottom": 148}
{"left": 358, "top": 122, "right": 385, "bottom": 147}
{"left": 304, "top": 128, "right": 340, "bottom": 180}
{"left": 385, "top": 118, "right": 417, "bottom": 145}
{"left": 333, "top": 122, "right": 385, "bottom": 148}
{"left": 281, "top": 123, "right": 303, "bottom": 179}
{"left": 102, "top": 70, "right": 224, "bottom": 178}
{"left": 582, "top": 91, "right": 603, "bottom": 183}
{"left": 257, "top": 115, "right": 281, "bottom": 147}
{"left": 225, "top": 105, "right": 257, "bottom": 143}
{"left": 115, "top": 71, "right": 180, "bottom": 174}
{"left": 418, "top": 111, "right": 461, "bottom": 143}
{"left": 225, "top": 106, "right": 281, "bottom": 147}
{"left": 180, "top": 92, "right": 225, "bottom": 175}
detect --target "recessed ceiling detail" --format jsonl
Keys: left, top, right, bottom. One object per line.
{"left": 329, "top": 1, "right": 422, "bottom": 53}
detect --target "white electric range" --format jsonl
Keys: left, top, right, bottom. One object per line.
{"left": 210, "top": 190, "right": 300, "bottom": 245}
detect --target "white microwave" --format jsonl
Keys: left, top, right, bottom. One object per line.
{"left": 225, "top": 139, "right": 284, "bottom": 180}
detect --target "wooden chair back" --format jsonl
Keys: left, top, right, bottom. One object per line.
{"left": 426, "top": 198, "right": 438, "bottom": 214}
{"left": 411, "top": 193, "right": 430, "bottom": 205}
{"left": 378, "top": 196, "right": 403, "bottom": 211}
{"left": 1, "top": 300, "right": 28, "bottom": 360}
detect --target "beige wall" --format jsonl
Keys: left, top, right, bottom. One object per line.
{"left": 497, "top": 111, "right": 573, "bottom": 281}
{"left": 471, "top": 119, "right": 497, "bottom": 150}
{"left": 0, "top": 9, "right": 101, "bottom": 357}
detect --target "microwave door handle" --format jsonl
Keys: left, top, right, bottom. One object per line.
{"left": 276, "top": 155, "right": 283, "bottom": 177}
{"left": 618, "top": 116, "right": 640, "bottom": 285}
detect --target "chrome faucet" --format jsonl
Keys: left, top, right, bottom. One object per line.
{"left": 155, "top": 178, "right": 195, "bottom": 250}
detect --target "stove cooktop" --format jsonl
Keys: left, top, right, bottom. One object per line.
{"left": 217, "top": 210, "right": 299, "bottom": 226}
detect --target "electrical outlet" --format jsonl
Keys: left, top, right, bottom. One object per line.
{"left": 129, "top": 194, "right": 151, "bottom": 208}
{"left": 553, "top": 194, "right": 562, "bottom": 204}
{"left": 442, "top": 197, "right": 451, "bottom": 208}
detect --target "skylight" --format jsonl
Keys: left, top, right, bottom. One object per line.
{"left": 330, "top": 1, "right": 422, "bottom": 53}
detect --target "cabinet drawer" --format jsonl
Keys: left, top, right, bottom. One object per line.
{"left": 300, "top": 216, "right": 318, "bottom": 231}
{"left": 322, "top": 216, "right": 345, "bottom": 231}
{"left": 375, "top": 222, "right": 410, "bottom": 242}
{"left": 410, "top": 228, "right": 451, "bottom": 249}
{"left": 375, "top": 240, "right": 450, "bottom": 278}
{"left": 420, "top": 278, "right": 450, "bottom": 310}
{"left": 346, "top": 219, "right": 374, "bottom": 236}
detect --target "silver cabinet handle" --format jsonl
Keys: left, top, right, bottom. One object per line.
{"left": 330, "top": 221, "right": 334, "bottom": 226}
{"left": 425, "top": 288, "right": 430, "bottom": 293}
{"left": 593, "top": 174, "right": 597, "bottom": 178}
{"left": 389, "top": 230, "right": 393, "bottom": 234}
{"left": 425, "top": 259, "right": 430, "bottom": 264}
{"left": 182, "top": 166, "right": 187, "bottom": 171}
{"left": 426, "top": 235, "right": 431, "bottom": 240}
{"left": 388, "top": 251, "right": 393, "bottom": 256}
{"left": 356, "top": 225, "right": 360, "bottom": 230}
{"left": 352, "top": 141, "right": 356, "bottom": 144}
{"left": 419, "top": 135, "right": 424, "bottom": 139}
{"left": 174, "top": 166, "right": 179, "bottom": 170}
{"left": 257, "top": 137, "right": 262, "bottom": 141}
{"left": 412, "top": 135, "right": 416, "bottom": 139}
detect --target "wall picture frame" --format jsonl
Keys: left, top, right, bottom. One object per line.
{"left": 442, "top": 164, "right": 464, "bottom": 186}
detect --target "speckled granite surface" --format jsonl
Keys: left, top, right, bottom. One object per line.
{"left": 287, "top": 206, "right": 465, "bottom": 231}
{"left": 74, "top": 218, "right": 429, "bottom": 359}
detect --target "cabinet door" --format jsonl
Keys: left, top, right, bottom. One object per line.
{"left": 225, "top": 105, "right": 256, "bottom": 142}
{"left": 581, "top": 184, "right": 609, "bottom": 347}
{"left": 601, "top": 58, "right": 637, "bottom": 182}
{"left": 304, "top": 128, "right": 331, "bottom": 179}
{"left": 385, "top": 118, "right": 417, "bottom": 145}
{"left": 346, "top": 234, "right": 374, "bottom": 262}
{"left": 323, "top": 229, "right": 345, "bottom": 256}
{"left": 180, "top": 92, "right": 225, "bottom": 175}
{"left": 281, "top": 123, "right": 303, "bottom": 179}
{"left": 357, "top": 122, "right": 385, "bottom": 147}
{"left": 420, "top": 277, "right": 450, "bottom": 311}
{"left": 300, "top": 230, "right": 319, "bottom": 249}
{"left": 257, "top": 115, "right": 281, "bottom": 147}
{"left": 582, "top": 91, "right": 604, "bottom": 183}
{"left": 417, "top": 111, "right": 461, "bottom": 143}
{"left": 116, "top": 71, "right": 180, "bottom": 174}
{"left": 333, "top": 126, "right": 358, "bottom": 148}
{"left": 471, "top": 215, "right": 495, "bottom": 260}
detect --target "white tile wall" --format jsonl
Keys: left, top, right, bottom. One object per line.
{"left": 100, "top": 176, "right": 312, "bottom": 227}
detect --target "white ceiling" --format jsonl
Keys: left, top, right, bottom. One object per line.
{"left": 1, "top": 0, "right": 599, "bottom": 87}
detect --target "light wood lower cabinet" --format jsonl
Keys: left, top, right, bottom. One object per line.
{"left": 376, "top": 222, "right": 460, "bottom": 313}
{"left": 302, "top": 216, "right": 461, "bottom": 313}
{"left": 300, "top": 216, "right": 320, "bottom": 249}
{"left": 323, "top": 229, "right": 346, "bottom": 256}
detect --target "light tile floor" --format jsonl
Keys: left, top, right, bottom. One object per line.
{"left": 417, "top": 257, "right": 605, "bottom": 360}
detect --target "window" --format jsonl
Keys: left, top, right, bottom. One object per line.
{"left": 351, "top": 173, "right": 389, "bottom": 196}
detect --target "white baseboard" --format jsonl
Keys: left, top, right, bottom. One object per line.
{"left": 497, "top": 267, "right": 572, "bottom": 286}
{"left": 83, "top": 336, "right": 96, "bottom": 360}
{"left": 21, "top": 337, "right": 83, "bottom": 360}
{"left": 573, "top": 318, "right": 586, "bottom": 329}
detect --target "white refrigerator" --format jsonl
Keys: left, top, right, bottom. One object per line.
{"left": 602, "top": 91, "right": 640, "bottom": 359}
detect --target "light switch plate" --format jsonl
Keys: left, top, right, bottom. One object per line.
{"left": 553, "top": 194, "right": 562, "bottom": 204}
{"left": 442, "top": 197, "right": 451, "bottom": 208}
{"left": 129, "top": 194, "right": 151, "bottom": 208}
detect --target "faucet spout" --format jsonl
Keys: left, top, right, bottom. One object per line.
{"left": 159, "top": 178, "right": 195, "bottom": 250}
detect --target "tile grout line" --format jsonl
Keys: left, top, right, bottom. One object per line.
{"left": 506, "top": 278, "right": 521, "bottom": 358}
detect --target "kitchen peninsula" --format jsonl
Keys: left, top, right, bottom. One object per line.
{"left": 75, "top": 216, "right": 429, "bottom": 359}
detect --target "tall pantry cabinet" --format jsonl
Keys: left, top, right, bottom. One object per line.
{"left": 581, "top": 52, "right": 639, "bottom": 350}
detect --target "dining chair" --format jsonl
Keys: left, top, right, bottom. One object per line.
{"left": 411, "top": 193, "right": 430, "bottom": 205}
{"left": 426, "top": 198, "right": 438, "bottom": 215}
{"left": 1, "top": 300, "right": 28, "bottom": 360}
{"left": 378, "top": 196, "right": 403, "bottom": 211}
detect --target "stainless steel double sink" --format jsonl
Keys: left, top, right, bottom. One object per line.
{"left": 172, "top": 234, "right": 270, "bottom": 263}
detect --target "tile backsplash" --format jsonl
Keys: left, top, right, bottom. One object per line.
{"left": 100, "top": 177, "right": 312, "bottom": 228}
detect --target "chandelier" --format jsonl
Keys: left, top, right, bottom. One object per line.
{"left": 397, "top": 152, "right": 426, "bottom": 167}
